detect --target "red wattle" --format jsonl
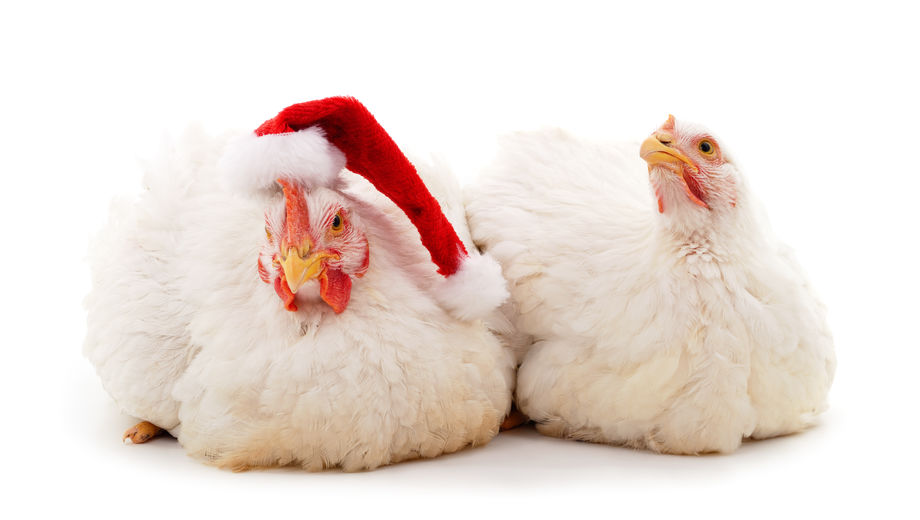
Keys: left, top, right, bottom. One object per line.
{"left": 682, "top": 166, "right": 709, "bottom": 209}
{"left": 274, "top": 275, "right": 298, "bottom": 312}
{"left": 320, "top": 268, "right": 352, "bottom": 314}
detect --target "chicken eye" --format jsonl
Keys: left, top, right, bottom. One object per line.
{"left": 699, "top": 140, "right": 714, "bottom": 155}
{"left": 330, "top": 212, "right": 344, "bottom": 233}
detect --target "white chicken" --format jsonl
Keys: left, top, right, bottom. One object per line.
{"left": 84, "top": 97, "right": 513, "bottom": 471}
{"left": 465, "top": 116, "right": 836, "bottom": 454}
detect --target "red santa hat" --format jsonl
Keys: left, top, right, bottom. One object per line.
{"left": 219, "top": 96, "right": 507, "bottom": 320}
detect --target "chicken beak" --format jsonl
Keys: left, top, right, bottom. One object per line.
{"left": 280, "top": 242, "right": 338, "bottom": 294}
{"left": 640, "top": 135, "right": 697, "bottom": 173}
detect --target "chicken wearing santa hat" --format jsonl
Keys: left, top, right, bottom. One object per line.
{"left": 84, "top": 97, "right": 513, "bottom": 471}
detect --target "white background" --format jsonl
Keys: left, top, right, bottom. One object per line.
{"left": 2, "top": 1, "right": 918, "bottom": 518}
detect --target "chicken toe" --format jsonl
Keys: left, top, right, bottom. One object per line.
{"left": 500, "top": 406, "right": 530, "bottom": 431}
{"left": 122, "top": 421, "right": 164, "bottom": 445}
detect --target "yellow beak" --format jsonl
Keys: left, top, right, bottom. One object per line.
{"left": 639, "top": 134, "right": 698, "bottom": 173}
{"left": 280, "top": 244, "right": 338, "bottom": 294}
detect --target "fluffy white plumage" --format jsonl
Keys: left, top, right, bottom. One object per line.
{"left": 84, "top": 127, "right": 513, "bottom": 471}
{"left": 465, "top": 120, "right": 836, "bottom": 454}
